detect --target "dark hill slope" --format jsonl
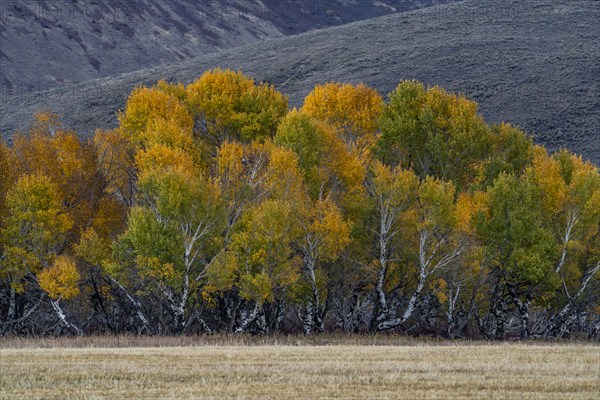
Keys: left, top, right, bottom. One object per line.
{"left": 1, "top": 0, "right": 598, "bottom": 163}
{"left": 0, "top": 0, "right": 449, "bottom": 89}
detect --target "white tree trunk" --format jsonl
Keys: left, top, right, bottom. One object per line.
{"left": 546, "top": 261, "right": 600, "bottom": 338}
{"left": 50, "top": 299, "right": 82, "bottom": 335}
{"left": 236, "top": 303, "right": 261, "bottom": 333}
{"left": 110, "top": 277, "right": 152, "bottom": 334}
{"left": 7, "top": 287, "right": 16, "bottom": 323}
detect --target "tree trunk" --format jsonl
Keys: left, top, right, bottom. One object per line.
{"left": 109, "top": 277, "right": 153, "bottom": 334}
{"left": 236, "top": 303, "right": 260, "bottom": 333}
{"left": 7, "top": 287, "right": 16, "bottom": 324}
{"left": 50, "top": 299, "right": 82, "bottom": 335}
{"left": 446, "top": 285, "right": 460, "bottom": 339}
{"left": 544, "top": 261, "right": 599, "bottom": 338}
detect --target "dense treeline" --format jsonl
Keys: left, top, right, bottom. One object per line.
{"left": 1, "top": 69, "right": 598, "bottom": 339}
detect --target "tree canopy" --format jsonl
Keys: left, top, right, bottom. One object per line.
{"left": 1, "top": 70, "right": 598, "bottom": 339}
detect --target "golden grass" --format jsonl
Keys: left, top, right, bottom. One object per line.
{"left": 1, "top": 340, "right": 598, "bottom": 399}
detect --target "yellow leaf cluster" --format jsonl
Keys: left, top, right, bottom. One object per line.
{"left": 38, "top": 255, "right": 80, "bottom": 300}
{"left": 303, "top": 82, "right": 383, "bottom": 155}
{"left": 186, "top": 68, "right": 288, "bottom": 144}
{"left": 118, "top": 86, "right": 193, "bottom": 145}
{"left": 310, "top": 199, "right": 352, "bottom": 261}
{"left": 529, "top": 147, "right": 566, "bottom": 214}
{"left": 136, "top": 144, "right": 196, "bottom": 178}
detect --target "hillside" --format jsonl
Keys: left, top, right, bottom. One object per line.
{"left": 0, "top": 0, "right": 449, "bottom": 90}
{"left": 1, "top": 0, "right": 598, "bottom": 163}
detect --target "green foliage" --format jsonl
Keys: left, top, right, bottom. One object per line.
{"left": 475, "top": 173, "right": 556, "bottom": 285}
{"left": 478, "top": 123, "right": 533, "bottom": 187}
{"left": 378, "top": 80, "right": 492, "bottom": 190}
{"left": 121, "top": 206, "right": 184, "bottom": 283}
{"left": 228, "top": 200, "right": 300, "bottom": 304}
{"left": 275, "top": 110, "right": 324, "bottom": 176}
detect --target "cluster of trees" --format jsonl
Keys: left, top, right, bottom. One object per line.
{"left": 1, "top": 69, "right": 598, "bottom": 339}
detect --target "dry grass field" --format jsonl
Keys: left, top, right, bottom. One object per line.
{"left": 0, "top": 338, "right": 598, "bottom": 400}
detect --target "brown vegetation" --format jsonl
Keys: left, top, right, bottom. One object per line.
{"left": 1, "top": 340, "right": 598, "bottom": 399}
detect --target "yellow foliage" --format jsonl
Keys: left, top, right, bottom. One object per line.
{"left": 454, "top": 192, "right": 484, "bottom": 234}
{"left": 529, "top": 146, "right": 566, "bottom": 213}
{"left": 418, "top": 176, "right": 456, "bottom": 229}
{"left": 303, "top": 82, "right": 383, "bottom": 156}
{"left": 118, "top": 86, "right": 193, "bottom": 145}
{"left": 135, "top": 143, "right": 196, "bottom": 178}
{"left": 38, "top": 255, "right": 80, "bottom": 300}
{"left": 139, "top": 256, "right": 176, "bottom": 282}
{"left": 431, "top": 278, "right": 448, "bottom": 304}
{"left": 318, "top": 121, "right": 366, "bottom": 194}
{"left": 369, "top": 160, "right": 419, "bottom": 210}
{"left": 142, "top": 117, "right": 195, "bottom": 151}
{"left": 310, "top": 199, "right": 352, "bottom": 261}
{"left": 186, "top": 68, "right": 288, "bottom": 144}
{"left": 266, "top": 144, "right": 305, "bottom": 201}
{"left": 217, "top": 140, "right": 245, "bottom": 178}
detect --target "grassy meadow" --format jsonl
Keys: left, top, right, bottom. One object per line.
{"left": 1, "top": 336, "right": 598, "bottom": 399}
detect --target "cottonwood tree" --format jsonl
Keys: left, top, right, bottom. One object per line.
{"left": 115, "top": 166, "right": 222, "bottom": 334}
{"left": 475, "top": 173, "right": 557, "bottom": 339}
{"left": 205, "top": 142, "right": 306, "bottom": 332}
{"left": 529, "top": 149, "right": 600, "bottom": 337}
{"left": 0, "top": 174, "right": 77, "bottom": 333}
{"left": 291, "top": 197, "right": 352, "bottom": 334}
{"left": 364, "top": 161, "right": 419, "bottom": 330}
{"left": 275, "top": 110, "right": 359, "bottom": 333}
{"left": 186, "top": 68, "right": 288, "bottom": 145}
{"left": 373, "top": 176, "right": 465, "bottom": 332}
{"left": 302, "top": 82, "right": 383, "bottom": 159}
{"left": 225, "top": 200, "right": 300, "bottom": 333}
{"left": 378, "top": 80, "right": 492, "bottom": 190}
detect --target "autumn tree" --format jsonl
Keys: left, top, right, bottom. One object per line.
{"left": 528, "top": 149, "right": 600, "bottom": 337}
{"left": 371, "top": 174, "right": 466, "bottom": 332}
{"left": 475, "top": 173, "right": 557, "bottom": 339}
{"left": 302, "top": 82, "right": 383, "bottom": 159}
{"left": 205, "top": 141, "right": 306, "bottom": 332}
{"left": 118, "top": 85, "right": 194, "bottom": 147}
{"left": 225, "top": 200, "right": 300, "bottom": 333}
{"left": 275, "top": 110, "right": 365, "bottom": 202}
{"left": 378, "top": 81, "right": 492, "bottom": 190}
{"left": 364, "top": 161, "right": 419, "bottom": 330}
{"left": 186, "top": 69, "right": 288, "bottom": 145}
{"left": 114, "top": 161, "right": 222, "bottom": 333}
{"left": 0, "top": 174, "right": 77, "bottom": 333}
{"left": 291, "top": 197, "right": 352, "bottom": 334}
